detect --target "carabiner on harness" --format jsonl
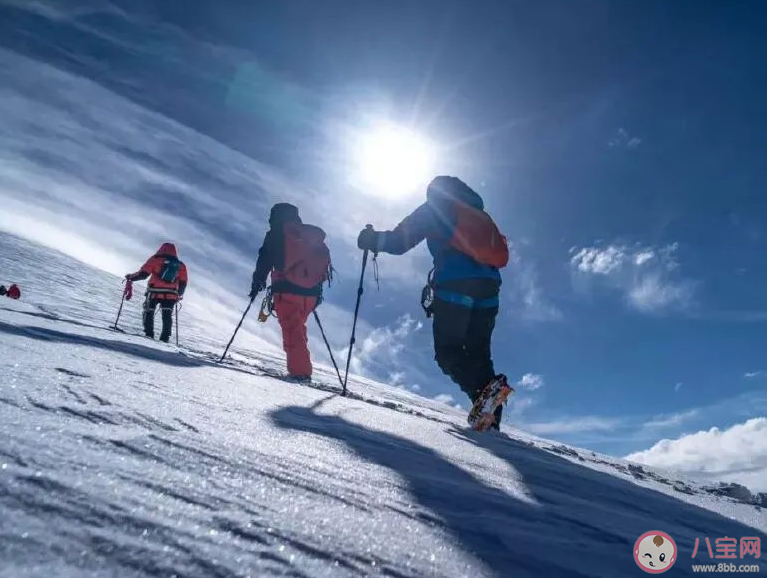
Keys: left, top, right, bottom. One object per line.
{"left": 258, "top": 286, "right": 275, "bottom": 322}
{"left": 420, "top": 268, "right": 435, "bottom": 318}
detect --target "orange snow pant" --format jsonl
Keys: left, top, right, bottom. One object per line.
{"left": 273, "top": 293, "right": 318, "bottom": 377}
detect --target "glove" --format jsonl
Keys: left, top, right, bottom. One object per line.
{"left": 0, "top": 285, "right": 6, "bottom": 296}
{"left": 357, "top": 227, "right": 380, "bottom": 252}
{"left": 125, "top": 273, "right": 135, "bottom": 281}
{"left": 249, "top": 282, "right": 265, "bottom": 301}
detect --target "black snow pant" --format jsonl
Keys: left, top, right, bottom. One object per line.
{"left": 432, "top": 278, "right": 500, "bottom": 405}
{"left": 143, "top": 296, "right": 175, "bottom": 342}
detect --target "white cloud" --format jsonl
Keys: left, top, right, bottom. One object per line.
{"left": 642, "top": 409, "right": 699, "bottom": 430}
{"left": 628, "top": 274, "right": 693, "bottom": 312}
{"left": 525, "top": 416, "right": 620, "bottom": 435}
{"left": 608, "top": 128, "right": 642, "bottom": 149}
{"left": 433, "top": 393, "right": 455, "bottom": 405}
{"left": 570, "top": 242, "right": 694, "bottom": 313}
{"left": 674, "top": 382, "right": 683, "bottom": 392}
{"left": 345, "top": 314, "right": 423, "bottom": 377}
{"left": 634, "top": 250, "right": 655, "bottom": 266}
{"left": 626, "top": 418, "right": 767, "bottom": 492}
{"left": 572, "top": 245, "right": 626, "bottom": 275}
{"left": 744, "top": 371, "right": 765, "bottom": 379}
{"left": 517, "top": 373, "right": 544, "bottom": 390}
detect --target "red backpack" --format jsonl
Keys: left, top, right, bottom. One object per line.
{"left": 280, "top": 223, "right": 332, "bottom": 288}
{"left": 449, "top": 201, "right": 509, "bottom": 268}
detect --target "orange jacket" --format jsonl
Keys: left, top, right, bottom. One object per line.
{"left": 127, "top": 243, "right": 188, "bottom": 301}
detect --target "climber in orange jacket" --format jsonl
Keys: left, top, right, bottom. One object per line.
{"left": 126, "top": 243, "right": 188, "bottom": 342}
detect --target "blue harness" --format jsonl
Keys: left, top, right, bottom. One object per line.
{"left": 434, "top": 289, "right": 499, "bottom": 309}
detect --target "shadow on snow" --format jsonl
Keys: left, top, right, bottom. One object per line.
{"left": 0, "top": 321, "right": 207, "bottom": 368}
{"left": 271, "top": 404, "right": 766, "bottom": 578}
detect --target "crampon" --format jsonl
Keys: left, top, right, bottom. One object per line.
{"left": 468, "top": 375, "right": 515, "bottom": 432}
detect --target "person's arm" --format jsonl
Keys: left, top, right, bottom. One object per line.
{"left": 125, "top": 257, "right": 154, "bottom": 282}
{"left": 365, "top": 203, "right": 437, "bottom": 255}
{"left": 251, "top": 230, "right": 276, "bottom": 295}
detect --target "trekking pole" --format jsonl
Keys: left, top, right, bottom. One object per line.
{"left": 219, "top": 298, "right": 255, "bottom": 363}
{"left": 113, "top": 279, "right": 131, "bottom": 330}
{"left": 313, "top": 310, "right": 343, "bottom": 388}
{"left": 175, "top": 302, "right": 180, "bottom": 347}
{"left": 113, "top": 292, "right": 126, "bottom": 330}
{"left": 342, "top": 225, "right": 373, "bottom": 396}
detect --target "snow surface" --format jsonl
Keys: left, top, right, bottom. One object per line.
{"left": 0, "top": 232, "right": 765, "bottom": 577}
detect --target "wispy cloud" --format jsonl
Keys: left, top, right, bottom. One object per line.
{"left": 744, "top": 371, "right": 766, "bottom": 380}
{"left": 642, "top": 409, "right": 699, "bottom": 431}
{"left": 507, "top": 396, "right": 537, "bottom": 418}
{"left": 608, "top": 128, "right": 642, "bottom": 149}
{"left": 506, "top": 245, "right": 562, "bottom": 322}
{"left": 570, "top": 242, "right": 695, "bottom": 313}
{"left": 674, "top": 382, "right": 683, "bottom": 392}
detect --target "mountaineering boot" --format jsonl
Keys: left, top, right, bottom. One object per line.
{"left": 468, "top": 374, "right": 514, "bottom": 432}
{"left": 284, "top": 375, "right": 312, "bottom": 384}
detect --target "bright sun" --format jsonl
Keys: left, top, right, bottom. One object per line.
{"left": 352, "top": 123, "right": 435, "bottom": 199}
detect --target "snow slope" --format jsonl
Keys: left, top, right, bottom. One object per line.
{"left": 0, "top": 232, "right": 765, "bottom": 578}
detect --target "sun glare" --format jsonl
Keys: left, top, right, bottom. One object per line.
{"left": 353, "top": 123, "right": 435, "bottom": 199}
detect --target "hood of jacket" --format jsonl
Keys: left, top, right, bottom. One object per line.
{"left": 426, "top": 176, "right": 484, "bottom": 210}
{"left": 269, "top": 203, "right": 302, "bottom": 227}
{"left": 156, "top": 242, "right": 178, "bottom": 257}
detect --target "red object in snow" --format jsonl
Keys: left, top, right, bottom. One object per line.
{"left": 6, "top": 284, "right": 21, "bottom": 299}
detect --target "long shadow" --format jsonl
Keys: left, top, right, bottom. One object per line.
{"left": 271, "top": 405, "right": 766, "bottom": 578}
{"left": 0, "top": 321, "right": 208, "bottom": 368}
{"left": 452, "top": 426, "right": 767, "bottom": 576}
{"left": 0, "top": 306, "right": 103, "bottom": 331}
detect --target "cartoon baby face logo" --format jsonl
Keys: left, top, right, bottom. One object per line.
{"left": 634, "top": 531, "right": 677, "bottom": 573}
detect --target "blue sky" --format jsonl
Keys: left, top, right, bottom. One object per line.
{"left": 1, "top": 0, "right": 766, "bottom": 482}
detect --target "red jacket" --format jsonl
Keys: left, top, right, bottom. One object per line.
{"left": 127, "top": 243, "right": 188, "bottom": 301}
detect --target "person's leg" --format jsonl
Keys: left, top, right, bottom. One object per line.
{"left": 466, "top": 305, "right": 507, "bottom": 428}
{"left": 159, "top": 299, "right": 174, "bottom": 343}
{"left": 464, "top": 306, "right": 499, "bottom": 398}
{"left": 297, "top": 296, "right": 317, "bottom": 376}
{"left": 432, "top": 298, "right": 474, "bottom": 399}
{"left": 142, "top": 297, "right": 158, "bottom": 338}
{"left": 274, "top": 294, "right": 314, "bottom": 377}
